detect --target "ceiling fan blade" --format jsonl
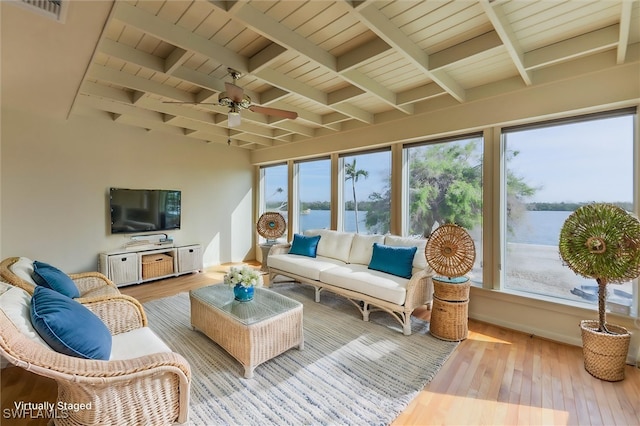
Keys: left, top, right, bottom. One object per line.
{"left": 162, "top": 101, "right": 218, "bottom": 104}
{"left": 225, "top": 82, "right": 244, "bottom": 103}
{"left": 249, "top": 105, "right": 298, "bottom": 119}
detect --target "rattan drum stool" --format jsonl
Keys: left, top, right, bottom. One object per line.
{"left": 256, "top": 212, "right": 286, "bottom": 272}
{"left": 430, "top": 276, "right": 470, "bottom": 341}
{"left": 425, "top": 223, "right": 476, "bottom": 342}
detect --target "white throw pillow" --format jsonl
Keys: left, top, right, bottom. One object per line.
{"left": 10, "top": 257, "right": 37, "bottom": 286}
{"left": 384, "top": 235, "right": 428, "bottom": 270}
{"left": 348, "top": 234, "right": 385, "bottom": 265}
{"left": 0, "top": 282, "right": 51, "bottom": 348}
{"left": 314, "top": 230, "right": 355, "bottom": 263}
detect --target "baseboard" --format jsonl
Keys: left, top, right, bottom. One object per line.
{"left": 470, "top": 312, "right": 639, "bottom": 366}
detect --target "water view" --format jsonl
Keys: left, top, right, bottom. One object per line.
{"left": 299, "top": 209, "right": 571, "bottom": 245}
{"left": 295, "top": 209, "right": 633, "bottom": 314}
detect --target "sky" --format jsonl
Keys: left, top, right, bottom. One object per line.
{"left": 265, "top": 114, "right": 635, "bottom": 205}
{"left": 506, "top": 115, "right": 633, "bottom": 203}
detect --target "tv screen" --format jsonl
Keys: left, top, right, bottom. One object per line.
{"left": 109, "top": 188, "right": 181, "bottom": 234}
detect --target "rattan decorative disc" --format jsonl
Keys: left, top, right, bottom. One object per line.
{"left": 559, "top": 203, "right": 640, "bottom": 283}
{"left": 425, "top": 223, "right": 476, "bottom": 278}
{"left": 256, "top": 212, "right": 286, "bottom": 240}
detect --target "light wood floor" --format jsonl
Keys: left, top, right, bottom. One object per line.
{"left": 2, "top": 264, "right": 639, "bottom": 425}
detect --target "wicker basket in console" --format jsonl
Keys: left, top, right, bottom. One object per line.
{"left": 141, "top": 253, "right": 174, "bottom": 279}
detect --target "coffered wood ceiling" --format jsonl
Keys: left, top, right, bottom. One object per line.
{"left": 71, "top": 0, "right": 640, "bottom": 149}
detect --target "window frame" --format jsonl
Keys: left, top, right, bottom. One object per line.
{"left": 498, "top": 108, "right": 638, "bottom": 315}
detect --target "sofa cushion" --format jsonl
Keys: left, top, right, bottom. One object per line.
{"left": 110, "top": 327, "right": 172, "bottom": 360}
{"left": 319, "top": 264, "right": 408, "bottom": 305}
{"left": 0, "top": 282, "right": 50, "bottom": 348}
{"left": 305, "top": 229, "right": 354, "bottom": 263}
{"left": 30, "top": 286, "right": 112, "bottom": 360}
{"left": 384, "top": 235, "right": 428, "bottom": 271}
{"left": 348, "top": 234, "right": 385, "bottom": 265}
{"left": 268, "top": 254, "right": 344, "bottom": 281}
{"left": 33, "top": 261, "right": 80, "bottom": 299}
{"left": 289, "top": 234, "right": 321, "bottom": 258}
{"left": 368, "top": 243, "right": 417, "bottom": 279}
{"left": 10, "top": 257, "right": 37, "bottom": 286}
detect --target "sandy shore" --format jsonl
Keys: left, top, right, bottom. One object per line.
{"left": 466, "top": 243, "right": 633, "bottom": 314}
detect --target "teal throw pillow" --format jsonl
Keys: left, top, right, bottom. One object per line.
{"left": 32, "top": 261, "right": 80, "bottom": 299}
{"left": 368, "top": 243, "right": 417, "bottom": 279}
{"left": 289, "top": 234, "right": 321, "bottom": 258}
{"left": 30, "top": 286, "right": 112, "bottom": 360}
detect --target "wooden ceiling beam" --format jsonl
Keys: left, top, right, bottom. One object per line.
{"left": 479, "top": 0, "right": 532, "bottom": 85}
{"left": 524, "top": 25, "right": 620, "bottom": 70}
{"left": 112, "top": 2, "right": 248, "bottom": 74}
{"left": 617, "top": 1, "right": 633, "bottom": 64}
{"left": 233, "top": 2, "right": 412, "bottom": 116}
{"left": 354, "top": 2, "right": 466, "bottom": 102}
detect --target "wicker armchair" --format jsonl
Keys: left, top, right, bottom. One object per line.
{"left": 0, "top": 282, "right": 191, "bottom": 425}
{"left": 0, "top": 256, "right": 120, "bottom": 301}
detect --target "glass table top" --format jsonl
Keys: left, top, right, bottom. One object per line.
{"left": 189, "top": 285, "right": 302, "bottom": 326}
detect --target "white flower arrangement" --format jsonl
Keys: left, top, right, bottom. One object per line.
{"left": 223, "top": 266, "right": 262, "bottom": 288}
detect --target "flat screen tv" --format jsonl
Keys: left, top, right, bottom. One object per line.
{"left": 109, "top": 188, "right": 181, "bottom": 234}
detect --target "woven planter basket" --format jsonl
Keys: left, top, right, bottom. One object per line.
{"left": 559, "top": 204, "right": 640, "bottom": 381}
{"left": 580, "top": 320, "right": 631, "bottom": 382}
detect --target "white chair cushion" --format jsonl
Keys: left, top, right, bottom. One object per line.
{"left": 10, "top": 257, "right": 37, "bottom": 286}
{"left": 268, "top": 254, "right": 344, "bottom": 281}
{"left": 384, "top": 235, "right": 428, "bottom": 271}
{"left": 319, "top": 264, "right": 408, "bottom": 305}
{"left": 0, "top": 282, "right": 50, "bottom": 348}
{"left": 310, "top": 230, "right": 355, "bottom": 263}
{"left": 110, "top": 327, "right": 172, "bottom": 360}
{"left": 348, "top": 234, "right": 385, "bottom": 265}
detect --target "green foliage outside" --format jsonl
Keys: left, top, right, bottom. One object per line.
{"left": 365, "top": 139, "right": 537, "bottom": 237}
{"left": 271, "top": 139, "right": 543, "bottom": 236}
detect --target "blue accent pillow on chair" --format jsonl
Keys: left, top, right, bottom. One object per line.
{"left": 32, "top": 261, "right": 80, "bottom": 299}
{"left": 368, "top": 243, "right": 417, "bottom": 279}
{"left": 30, "top": 286, "right": 112, "bottom": 360}
{"left": 289, "top": 234, "right": 321, "bottom": 258}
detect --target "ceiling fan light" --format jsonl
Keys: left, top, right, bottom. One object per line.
{"left": 228, "top": 110, "right": 241, "bottom": 128}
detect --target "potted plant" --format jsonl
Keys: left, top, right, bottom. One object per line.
{"left": 559, "top": 203, "right": 640, "bottom": 381}
{"left": 224, "top": 265, "right": 262, "bottom": 302}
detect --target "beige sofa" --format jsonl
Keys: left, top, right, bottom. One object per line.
{"left": 268, "top": 229, "right": 433, "bottom": 335}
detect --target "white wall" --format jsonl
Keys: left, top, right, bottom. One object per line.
{"left": 0, "top": 109, "right": 254, "bottom": 272}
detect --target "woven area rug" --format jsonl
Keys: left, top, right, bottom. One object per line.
{"left": 143, "top": 283, "right": 458, "bottom": 425}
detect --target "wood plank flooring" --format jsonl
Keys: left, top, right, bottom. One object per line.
{"left": 2, "top": 264, "right": 639, "bottom": 425}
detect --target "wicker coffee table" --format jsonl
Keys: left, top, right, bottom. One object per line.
{"left": 189, "top": 285, "right": 304, "bottom": 378}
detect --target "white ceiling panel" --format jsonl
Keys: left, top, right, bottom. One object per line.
{"left": 67, "top": 0, "right": 639, "bottom": 149}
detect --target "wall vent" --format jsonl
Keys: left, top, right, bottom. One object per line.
{"left": 16, "top": 0, "right": 66, "bottom": 23}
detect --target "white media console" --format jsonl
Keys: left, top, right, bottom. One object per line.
{"left": 99, "top": 243, "right": 203, "bottom": 287}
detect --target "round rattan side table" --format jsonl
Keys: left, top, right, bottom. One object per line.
{"left": 425, "top": 223, "right": 475, "bottom": 342}
{"left": 256, "top": 212, "right": 286, "bottom": 272}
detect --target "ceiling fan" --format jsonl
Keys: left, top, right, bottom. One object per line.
{"left": 164, "top": 68, "right": 298, "bottom": 128}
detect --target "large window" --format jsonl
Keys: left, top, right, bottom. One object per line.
{"left": 502, "top": 111, "right": 636, "bottom": 315}
{"left": 404, "top": 136, "right": 484, "bottom": 285}
{"left": 255, "top": 108, "right": 637, "bottom": 317}
{"left": 294, "top": 158, "right": 331, "bottom": 233}
{"left": 340, "top": 150, "right": 391, "bottom": 234}
{"left": 259, "top": 163, "right": 288, "bottom": 241}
